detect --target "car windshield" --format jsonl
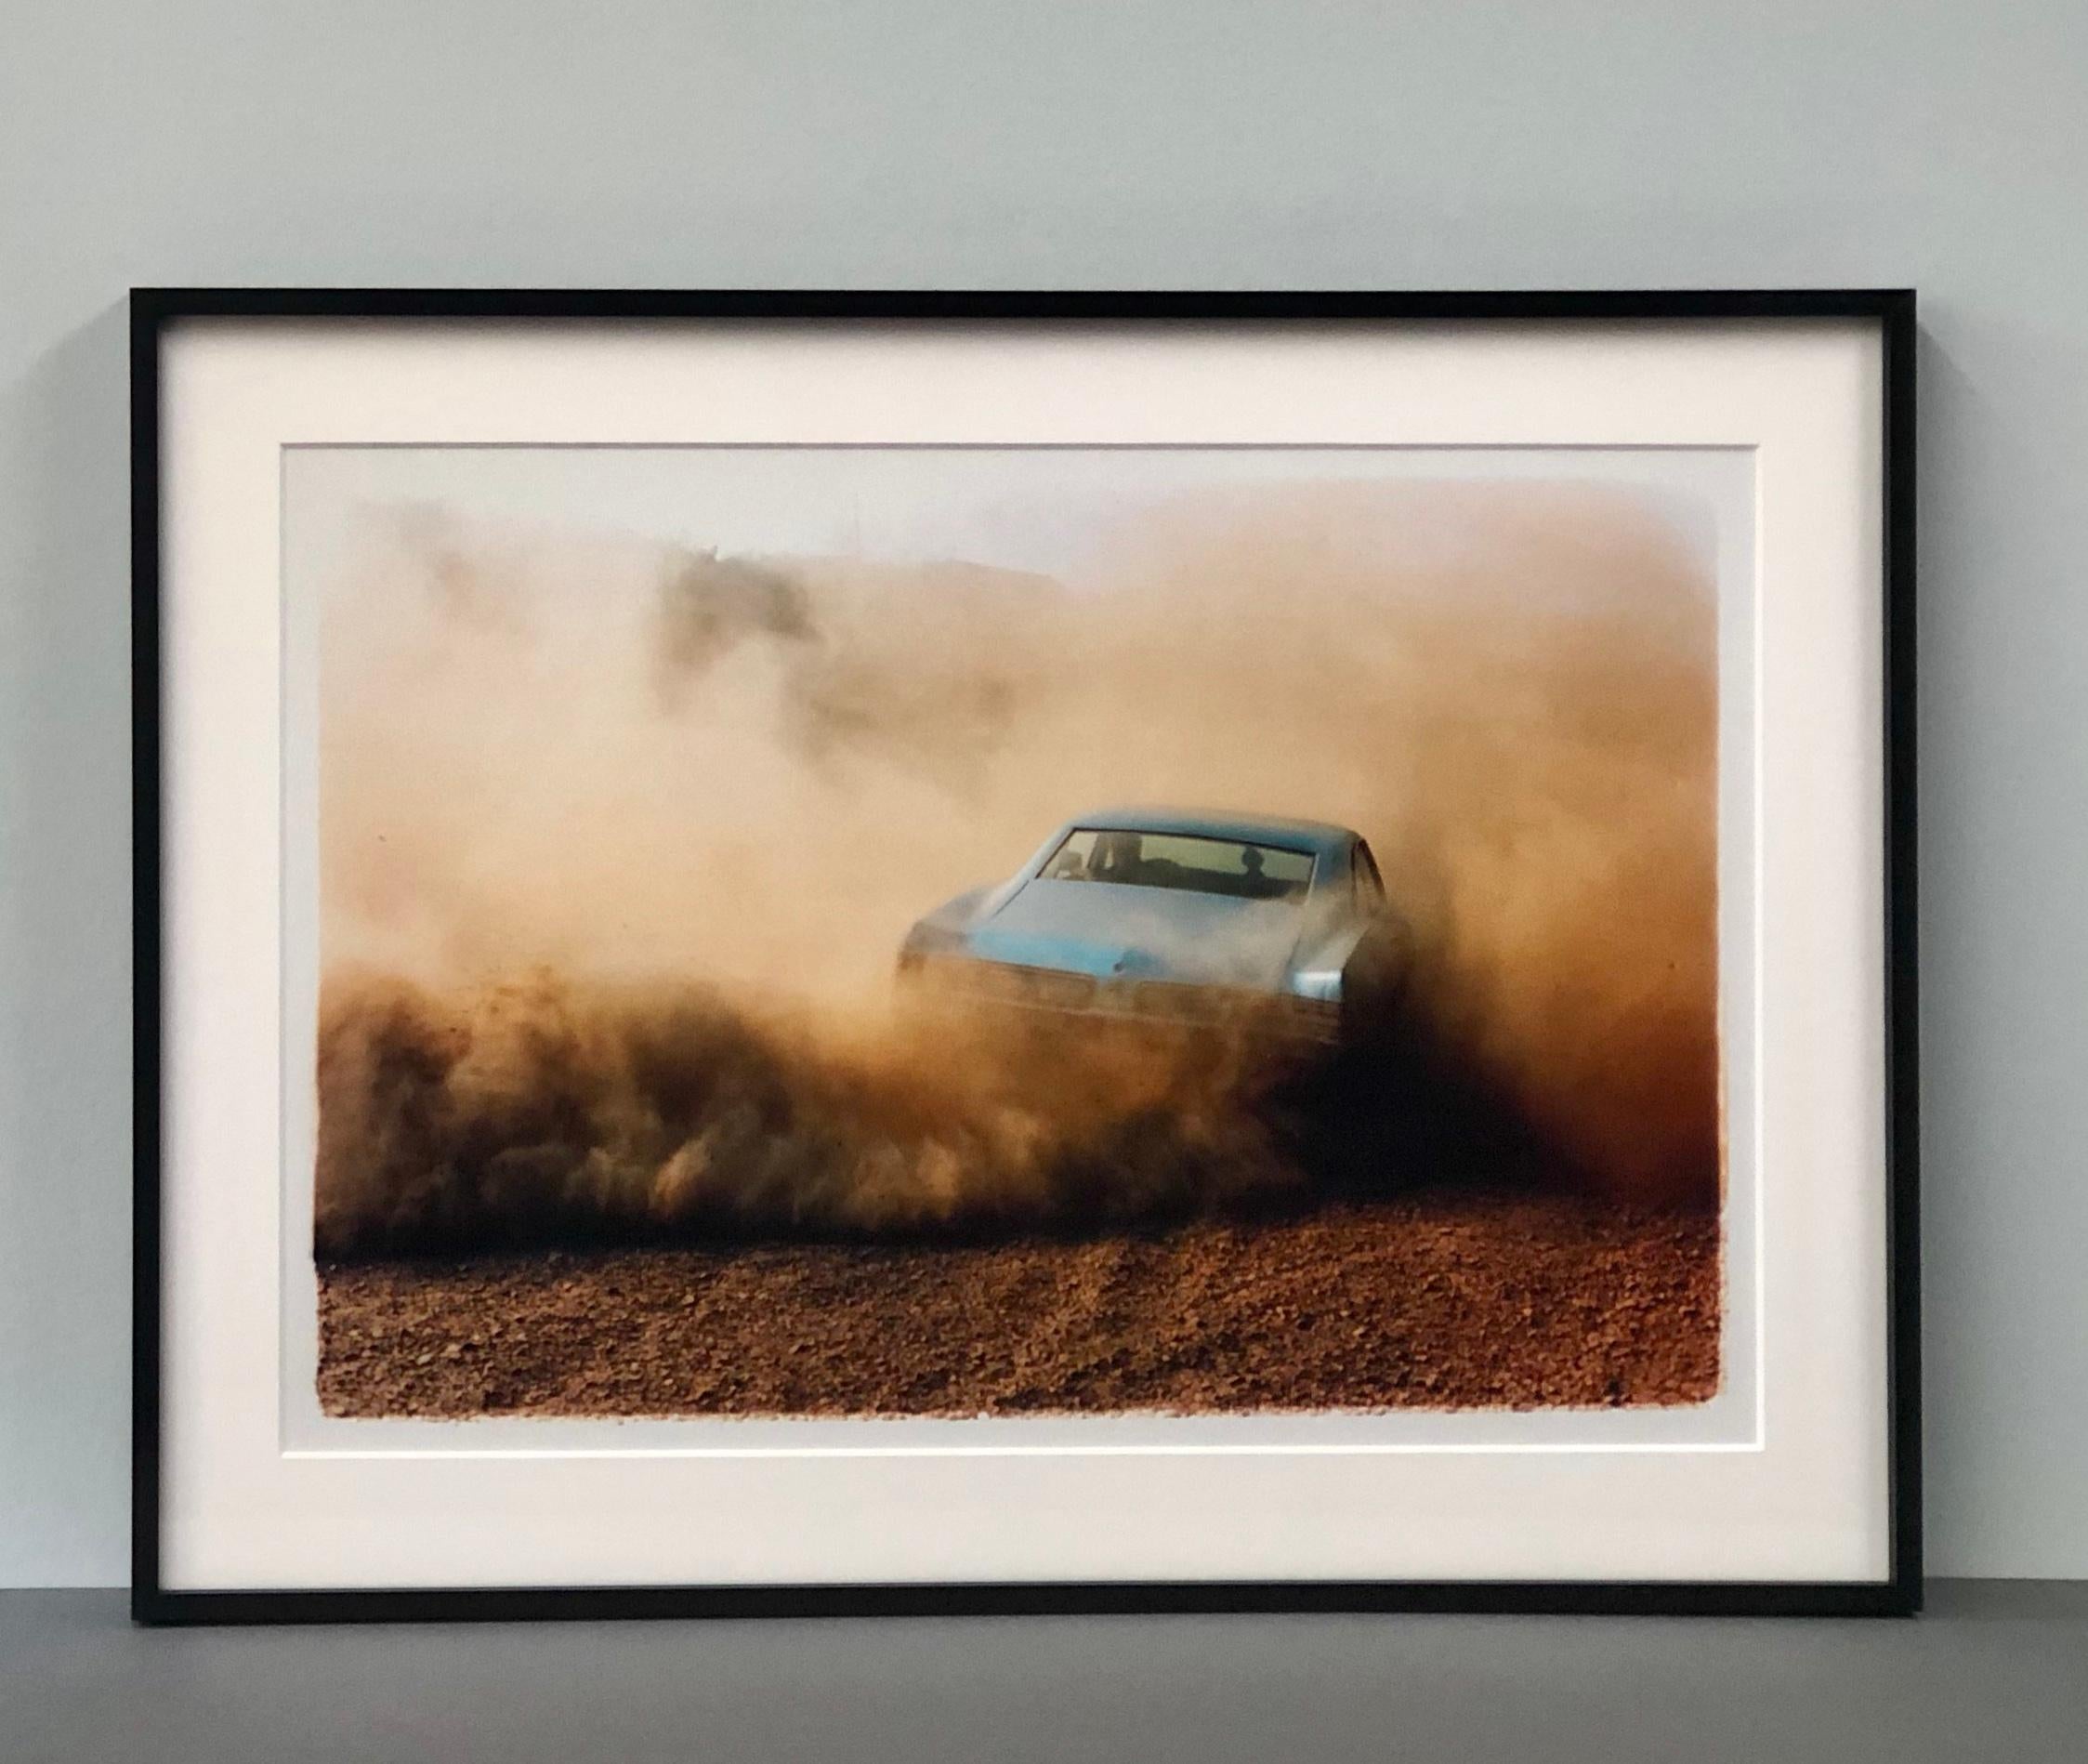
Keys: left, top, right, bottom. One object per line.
{"left": 1039, "top": 829, "right": 1314, "bottom": 902}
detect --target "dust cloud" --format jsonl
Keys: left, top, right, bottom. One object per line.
{"left": 315, "top": 478, "right": 1720, "bottom": 1257}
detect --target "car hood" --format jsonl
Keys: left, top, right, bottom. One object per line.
{"left": 966, "top": 879, "right": 1303, "bottom": 990}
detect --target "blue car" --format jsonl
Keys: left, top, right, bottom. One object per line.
{"left": 898, "top": 807, "right": 1406, "bottom": 1045}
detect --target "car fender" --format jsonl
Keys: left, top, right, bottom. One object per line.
{"left": 1292, "top": 915, "right": 1407, "bottom": 1010}
{"left": 900, "top": 877, "right": 1024, "bottom": 960}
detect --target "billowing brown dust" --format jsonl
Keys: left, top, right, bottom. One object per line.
{"left": 316, "top": 480, "right": 1719, "bottom": 1256}
{"left": 315, "top": 974, "right": 1311, "bottom": 1253}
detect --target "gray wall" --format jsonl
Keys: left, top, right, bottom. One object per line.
{"left": 4, "top": 0, "right": 2083, "bottom": 1587}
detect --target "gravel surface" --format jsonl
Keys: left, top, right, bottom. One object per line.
{"left": 317, "top": 1194, "right": 1719, "bottom": 1417}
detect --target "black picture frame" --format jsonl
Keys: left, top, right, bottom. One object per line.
{"left": 131, "top": 286, "right": 1920, "bottom": 1625}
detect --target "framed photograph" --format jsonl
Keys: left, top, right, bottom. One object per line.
{"left": 133, "top": 288, "right": 1918, "bottom": 1621}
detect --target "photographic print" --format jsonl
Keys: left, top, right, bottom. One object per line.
{"left": 138, "top": 295, "right": 1914, "bottom": 1616}
{"left": 300, "top": 444, "right": 1732, "bottom": 1425}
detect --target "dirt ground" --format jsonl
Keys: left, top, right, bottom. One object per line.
{"left": 316, "top": 1193, "right": 1719, "bottom": 1418}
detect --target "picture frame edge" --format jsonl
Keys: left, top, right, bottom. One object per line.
{"left": 127, "top": 286, "right": 1921, "bottom": 1625}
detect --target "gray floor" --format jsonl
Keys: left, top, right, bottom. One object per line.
{"left": 4, "top": 1583, "right": 2086, "bottom": 1763}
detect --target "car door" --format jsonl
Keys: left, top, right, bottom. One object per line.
{"left": 1342, "top": 839, "right": 1407, "bottom": 1025}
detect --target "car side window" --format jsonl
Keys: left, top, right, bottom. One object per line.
{"left": 1354, "top": 842, "right": 1387, "bottom": 913}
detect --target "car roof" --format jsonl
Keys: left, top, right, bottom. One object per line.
{"left": 1061, "top": 805, "right": 1361, "bottom": 857}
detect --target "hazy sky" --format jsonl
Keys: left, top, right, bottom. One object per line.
{"left": 286, "top": 443, "right": 1740, "bottom": 590}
